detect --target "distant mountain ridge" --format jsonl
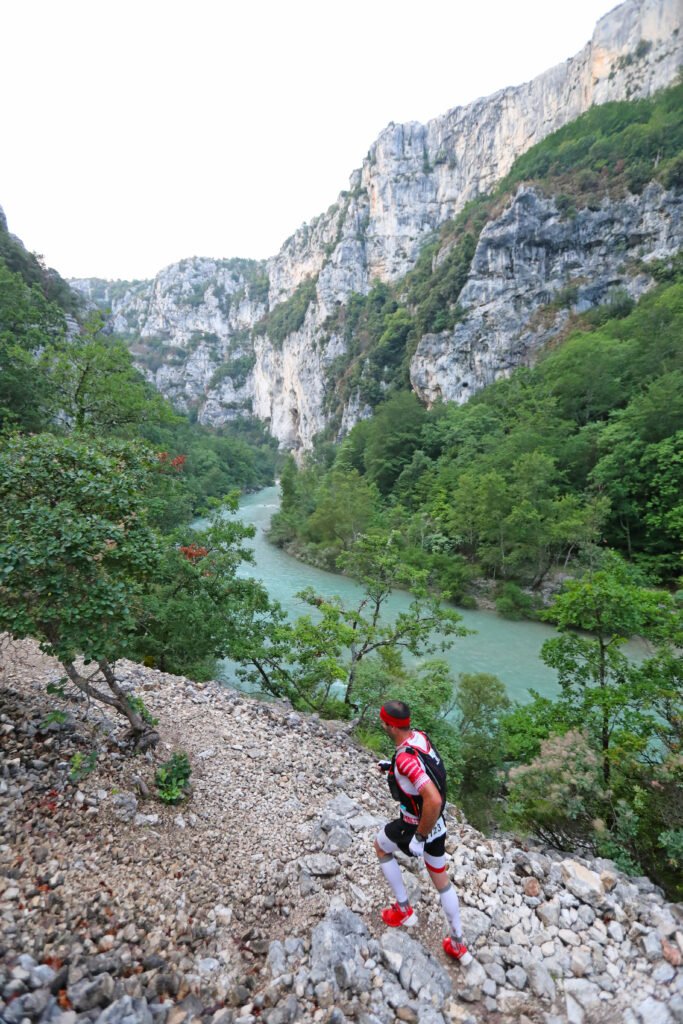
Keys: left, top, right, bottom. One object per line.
{"left": 69, "top": 0, "right": 683, "bottom": 450}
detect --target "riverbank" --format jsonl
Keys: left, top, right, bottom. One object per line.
{"left": 276, "top": 537, "right": 502, "bottom": 605}
{"left": 2, "top": 637, "right": 681, "bottom": 1024}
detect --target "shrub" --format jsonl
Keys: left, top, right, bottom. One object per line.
{"left": 155, "top": 752, "right": 191, "bottom": 804}
{"left": 69, "top": 751, "right": 98, "bottom": 783}
{"left": 506, "top": 730, "right": 605, "bottom": 851}
{"left": 253, "top": 276, "right": 318, "bottom": 347}
{"left": 209, "top": 354, "right": 256, "bottom": 390}
{"left": 496, "top": 583, "right": 537, "bottom": 620}
{"left": 659, "top": 829, "right": 683, "bottom": 871}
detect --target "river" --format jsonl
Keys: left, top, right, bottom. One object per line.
{"left": 215, "top": 486, "right": 562, "bottom": 704}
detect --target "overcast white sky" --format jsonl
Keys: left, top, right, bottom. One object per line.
{"left": 1, "top": 0, "right": 619, "bottom": 281}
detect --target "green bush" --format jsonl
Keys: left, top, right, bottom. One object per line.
{"left": 506, "top": 730, "right": 606, "bottom": 851}
{"left": 495, "top": 583, "right": 537, "bottom": 620}
{"left": 209, "top": 354, "right": 256, "bottom": 389}
{"left": 659, "top": 829, "right": 683, "bottom": 871}
{"left": 155, "top": 752, "right": 191, "bottom": 804}
{"left": 69, "top": 751, "right": 98, "bottom": 783}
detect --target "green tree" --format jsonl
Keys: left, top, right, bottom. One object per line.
{"left": 499, "top": 558, "right": 683, "bottom": 890}
{"left": 0, "top": 264, "right": 65, "bottom": 430}
{"left": 234, "top": 595, "right": 352, "bottom": 714}
{"left": 304, "top": 468, "right": 379, "bottom": 551}
{"left": 363, "top": 392, "right": 427, "bottom": 495}
{"left": 591, "top": 377, "right": 683, "bottom": 573}
{"left": 453, "top": 672, "right": 511, "bottom": 796}
{"left": 441, "top": 468, "right": 511, "bottom": 566}
{"left": 0, "top": 433, "right": 162, "bottom": 744}
{"left": 131, "top": 499, "right": 270, "bottom": 681}
{"left": 540, "top": 551, "right": 680, "bottom": 785}
{"left": 371, "top": 308, "right": 415, "bottom": 376}
{"left": 334, "top": 532, "right": 468, "bottom": 705}
{"left": 237, "top": 531, "right": 468, "bottom": 713}
{"left": 502, "top": 452, "right": 608, "bottom": 586}
{"left": 538, "top": 330, "right": 637, "bottom": 426}
{"left": 45, "top": 312, "right": 175, "bottom": 435}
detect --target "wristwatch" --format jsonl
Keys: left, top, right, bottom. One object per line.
{"left": 415, "top": 832, "right": 428, "bottom": 843}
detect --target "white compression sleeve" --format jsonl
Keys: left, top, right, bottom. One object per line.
{"left": 379, "top": 856, "right": 409, "bottom": 905}
{"left": 439, "top": 882, "right": 463, "bottom": 938}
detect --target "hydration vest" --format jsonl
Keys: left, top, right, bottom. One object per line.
{"left": 387, "top": 733, "right": 447, "bottom": 819}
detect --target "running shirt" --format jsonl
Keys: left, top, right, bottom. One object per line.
{"left": 394, "top": 730, "right": 434, "bottom": 824}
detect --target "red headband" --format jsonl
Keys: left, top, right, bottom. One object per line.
{"left": 380, "top": 706, "right": 410, "bottom": 729}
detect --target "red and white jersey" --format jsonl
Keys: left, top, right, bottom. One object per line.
{"left": 394, "top": 730, "right": 434, "bottom": 824}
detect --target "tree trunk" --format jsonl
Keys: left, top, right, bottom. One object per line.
{"left": 61, "top": 658, "right": 158, "bottom": 750}
{"left": 602, "top": 708, "right": 610, "bottom": 786}
{"left": 345, "top": 658, "right": 357, "bottom": 706}
{"left": 598, "top": 639, "right": 610, "bottom": 786}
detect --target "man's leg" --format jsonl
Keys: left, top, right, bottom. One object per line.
{"left": 425, "top": 846, "right": 472, "bottom": 964}
{"left": 374, "top": 825, "right": 416, "bottom": 927}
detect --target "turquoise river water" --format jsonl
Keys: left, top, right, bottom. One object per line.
{"left": 216, "top": 486, "right": 563, "bottom": 704}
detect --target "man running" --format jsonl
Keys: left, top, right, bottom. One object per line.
{"left": 374, "top": 699, "right": 472, "bottom": 964}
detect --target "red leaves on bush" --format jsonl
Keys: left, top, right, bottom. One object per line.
{"left": 157, "top": 451, "right": 185, "bottom": 470}
{"left": 179, "top": 544, "right": 208, "bottom": 562}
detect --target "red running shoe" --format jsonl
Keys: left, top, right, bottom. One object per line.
{"left": 443, "top": 937, "right": 473, "bottom": 965}
{"left": 381, "top": 902, "right": 417, "bottom": 927}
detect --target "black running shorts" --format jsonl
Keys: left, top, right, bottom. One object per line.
{"left": 384, "top": 817, "right": 447, "bottom": 859}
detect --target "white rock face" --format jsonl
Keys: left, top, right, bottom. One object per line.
{"left": 269, "top": 0, "right": 683, "bottom": 299}
{"left": 410, "top": 183, "right": 683, "bottom": 405}
{"left": 251, "top": 320, "right": 347, "bottom": 450}
{"left": 71, "top": 0, "right": 683, "bottom": 449}
{"left": 72, "top": 257, "right": 266, "bottom": 422}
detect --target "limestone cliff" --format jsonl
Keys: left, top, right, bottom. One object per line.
{"left": 71, "top": 258, "right": 268, "bottom": 422}
{"left": 411, "top": 182, "right": 683, "bottom": 405}
{"left": 70, "top": 0, "right": 683, "bottom": 449}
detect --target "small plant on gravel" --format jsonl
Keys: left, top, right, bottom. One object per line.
{"left": 69, "top": 751, "right": 98, "bottom": 783}
{"left": 155, "top": 752, "right": 191, "bottom": 804}
{"left": 40, "top": 710, "right": 68, "bottom": 729}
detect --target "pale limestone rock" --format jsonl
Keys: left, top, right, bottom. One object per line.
{"left": 561, "top": 860, "right": 606, "bottom": 897}
{"left": 411, "top": 184, "right": 683, "bottom": 407}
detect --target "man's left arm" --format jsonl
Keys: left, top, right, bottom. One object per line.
{"left": 408, "top": 780, "right": 443, "bottom": 855}
{"left": 415, "top": 779, "right": 442, "bottom": 840}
